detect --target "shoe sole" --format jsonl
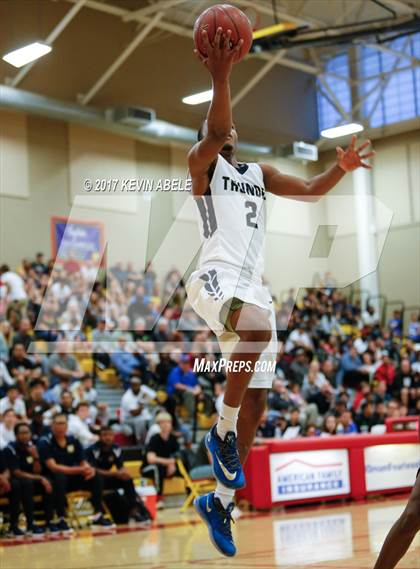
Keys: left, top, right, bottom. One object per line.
{"left": 205, "top": 431, "right": 246, "bottom": 490}
{"left": 193, "top": 498, "right": 236, "bottom": 558}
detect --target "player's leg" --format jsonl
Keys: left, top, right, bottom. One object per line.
{"left": 206, "top": 303, "right": 271, "bottom": 490}
{"left": 237, "top": 387, "right": 268, "bottom": 462}
{"left": 373, "top": 472, "right": 420, "bottom": 569}
{"left": 195, "top": 387, "right": 268, "bottom": 557}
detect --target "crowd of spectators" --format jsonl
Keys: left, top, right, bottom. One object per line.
{"left": 0, "top": 254, "right": 419, "bottom": 537}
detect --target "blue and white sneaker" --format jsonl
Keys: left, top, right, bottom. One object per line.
{"left": 205, "top": 425, "right": 245, "bottom": 489}
{"left": 194, "top": 492, "right": 236, "bottom": 557}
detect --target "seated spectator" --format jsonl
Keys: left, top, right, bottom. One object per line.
{"left": 302, "top": 362, "right": 327, "bottom": 400}
{"left": 255, "top": 411, "right": 276, "bottom": 440}
{"left": 362, "top": 304, "right": 379, "bottom": 327}
{"left": 374, "top": 351, "right": 395, "bottom": 387}
{"left": 355, "top": 401, "right": 380, "bottom": 433}
{"left": 268, "top": 379, "right": 292, "bottom": 414}
{"left": 38, "top": 413, "right": 112, "bottom": 531}
{"left": 120, "top": 377, "right": 156, "bottom": 443}
{"left": 337, "top": 410, "right": 358, "bottom": 434}
{"left": 304, "top": 423, "right": 318, "bottom": 437}
{"left": 91, "top": 317, "right": 113, "bottom": 367}
{"left": 284, "top": 324, "right": 314, "bottom": 354}
{"left": 48, "top": 341, "right": 85, "bottom": 387}
{"left": 11, "top": 318, "right": 33, "bottom": 351}
{"left": 390, "top": 359, "right": 414, "bottom": 397}
{"left": 0, "top": 384, "right": 27, "bottom": 418}
{"left": 0, "top": 409, "right": 17, "bottom": 449}
{"left": 111, "top": 317, "right": 133, "bottom": 344}
{"left": 188, "top": 435, "right": 213, "bottom": 481}
{"left": 142, "top": 412, "right": 180, "bottom": 502}
{"left": 282, "top": 408, "right": 303, "bottom": 439}
{"left": 32, "top": 252, "right": 48, "bottom": 276}
{"left": 307, "top": 382, "right": 335, "bottom": 418}
{"left": 321, "top": 414, "right": 337, "bottom": 437}
{"left": 70, "top": 376, "right": 107, "bottom": 423}
{"left": 4, "top": 422, "right": 54, "bottom": 535}
{"left": 0, "top": 264, "right": 27, "bottom": 307}
{"left": 25, "top": 379, "right": 50, "bottom": 419}
{"left": 0, "top": 448, "right": 24, "bottom": 538}
{"left": 0, "top": 360, "right": 14, "bottom": 398}
{"left": 110, "top": 336, "right": 143, "bottom": 388}
{"left": 86, "top": 427, "right": 151, "bottom": 523}
{"left": 289, "top": 349, "right": 309, "bottom": 385}
{"left": 30, "top": 407, "right": 50, "bottom": 442}
{"left": 336, "top": 346, "right": 362, "bottom": 388}
{"left": 8, "top": 343, "right": 40, "bottom": 391}
{"left": 407, "top": 312, "right": 420, "bottom": 342}
{"left": 45, "top": 375, "right": 72, "bottom": 404}
{"left": 44, "top": 389, "right": 75, "bottom": 423}
{"left": 388, "top": 310, "right": 403, "bottom": 337}
{"left": 167, "top": 354, "right": 201, "bottom": 418}
{"left": 68, "top": 403, "right": 99, "bottom": 448}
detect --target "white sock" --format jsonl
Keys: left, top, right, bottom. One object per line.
{"left": 214, "top": 481, "right": 235, "bottom": 509}
{"left": 216, "top": 402, "right": 240, "bottom": 439}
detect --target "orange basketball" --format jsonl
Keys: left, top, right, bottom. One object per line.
{"left": 194, "top": 4, "right": 253, "bottom": 63}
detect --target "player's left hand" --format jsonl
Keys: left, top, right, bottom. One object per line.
{"left": 336, "top": 135, "right": 375, "bottom": 172}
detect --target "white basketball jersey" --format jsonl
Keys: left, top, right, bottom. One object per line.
{"left": 195, "top": 154, "right": 266, "bottom": 278}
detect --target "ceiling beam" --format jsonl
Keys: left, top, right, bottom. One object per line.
{"left": 364, "top": 41, "right": 420, "bottom": 65}
{"left": 122, "top": 0, "right": 187, "bottom": 22}
{"left": 10, "top": 0, "right": 86, "bottom": 88}
{"left": 80, "top": 11, "right": 164, "bottom": 105}
{"left": 232, "top": 50, "right": 287, "bottom": 108}
{"left": 63, "top": 0, "right": 333, "bottom": 80}
{"left": 380, "top": 0, "right": 420, "bottom": 15}
{"left": 237, "top": 0, "right": 325, "bottom": 27}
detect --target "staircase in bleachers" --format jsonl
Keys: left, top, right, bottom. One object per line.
{"left": 95, "top": 378, "right": 124, "bottom": 421}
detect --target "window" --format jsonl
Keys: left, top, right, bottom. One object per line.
{"left": 316, "top": 32, "right": 420, "bottom": 133}
{"left": 317, "top": 52, "right": 352, "bottom": 132}
{"left": 358, "top": 33, "right": 420, "bottom": 128}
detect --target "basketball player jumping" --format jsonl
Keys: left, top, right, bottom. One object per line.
{"left": 186, "top": 27, "right": 375, "bottom": 557}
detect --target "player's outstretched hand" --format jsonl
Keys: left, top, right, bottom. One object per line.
{"left": 194, "top": 27, "right": 244, "bottom": 81}
{"left": 336, "top": 135, "right": 376, "bottom": 172}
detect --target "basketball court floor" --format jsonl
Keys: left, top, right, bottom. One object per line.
{"left": 1, "top": 497, "right": 419, "bottom": 569}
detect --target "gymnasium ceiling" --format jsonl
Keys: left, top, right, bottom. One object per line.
{"left": 0, "top": 0, "right": 419, "bottom": 147}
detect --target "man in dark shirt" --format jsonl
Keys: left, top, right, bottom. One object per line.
{"left": 86, "top": 427, "right": 149, "bottom": 523}
{"left": 38, "top": 413, "right": 112, "bottom": 531}
{"left": 4, "top": 422, "right": 54, "bottom": 535}
{"left": 142, "top": 412, "right": 179, "bottom": 498}
{"left": 8, "top": 343, "right": 39, "bottom": 388}
{"left": 0, "top": 449, "right": 23, "bottom": 538}
{"left": 355, "top": 401, "right": 380, "bottom": 433}
{"left": 25, "top": 379, "right": 50, "bottom": 419}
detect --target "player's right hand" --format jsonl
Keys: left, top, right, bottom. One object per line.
{"left": 194, "top": 27, "right": 244, "bottom": 81}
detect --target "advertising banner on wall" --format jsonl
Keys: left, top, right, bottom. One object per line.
{"left": 364, "top": 443, "right": 420, "bottom": 492}
{"left": 270, "top": 449, "right": 351, "bottom": 503}
{"left": 51, "top": 217, "right": 104, "bottom": 262}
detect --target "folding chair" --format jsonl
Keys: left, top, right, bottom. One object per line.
{"left": 66, "top": 491, "right": 113, "bottom": 528}
{"left": 176, "top": 458, "right": 215, "bottom": 512}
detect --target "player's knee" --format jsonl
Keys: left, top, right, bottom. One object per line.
{"left": 237, "top": 318, "right": 271, "bottom": 347}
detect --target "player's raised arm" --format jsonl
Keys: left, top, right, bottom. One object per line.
{"left": 188, "top": 28, "right": 243, "bottom": 196}
{"left": 261, "top": 136, "right": 375, "bottom": 202}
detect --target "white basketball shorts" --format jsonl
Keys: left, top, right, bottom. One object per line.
{"left": 186, "top": 262, "right": 277, "bottom": 389}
